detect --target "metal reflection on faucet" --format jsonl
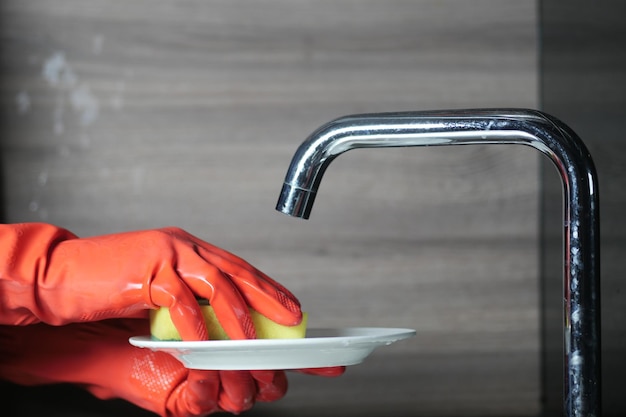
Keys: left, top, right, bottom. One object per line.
{"left": 275, "top": 109, "right": 601, "bottom": 417}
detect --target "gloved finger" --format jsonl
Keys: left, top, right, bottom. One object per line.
{"left": 209, "top": 284, "right": 256, "bottom": 340}
{"left": 150, "top": 268, "right": 209, "bottom": 341}
{"left": 237, "top": 268, "right": 303, "bottom": 325}
{"left": 293, "top": 366, "right": 346, "bottom": 377}
{"left": 169, "top": 369, "right": 220, "bottom": 417}
{"left": 162, "top": 246, "right": 258, "bottom": 340}
{"left": 217, "top": 371, "right": 256, "bottom": 414}
{"left": 173, "top": 245, "right": 301, "bottom": 340}
{"left": 194, "top": 245, "right": 302, "bottom": 326}
{"left": 192, "top": 241, "right": 301, "bottom": 311}
{"left": 173, "top": 229, "right": 273, "bottom": 274}
{"left": 151, "top": 257, "right": 257, "bottom": 341}
{"left": 251, "top": 370, "right": 288, "bottom": 402}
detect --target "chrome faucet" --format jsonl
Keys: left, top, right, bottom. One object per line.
{"left": 275, "top": 109, "right": 601, "bottom": 417}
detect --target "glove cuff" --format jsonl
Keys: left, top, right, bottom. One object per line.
{"left": 0, "top": 223, "right": 78, "bottom": 325}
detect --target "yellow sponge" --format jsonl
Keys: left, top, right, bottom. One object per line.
{"left": 150, "top": 305, "right": 308, "bottom": 341}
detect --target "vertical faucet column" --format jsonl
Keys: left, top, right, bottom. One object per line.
{"left": 275, "top": 109, "right": 601, "bottom": 417}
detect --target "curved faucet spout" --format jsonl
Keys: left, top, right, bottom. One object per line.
{"left": 275, "top": 109, "right": 601, "bottom": 417}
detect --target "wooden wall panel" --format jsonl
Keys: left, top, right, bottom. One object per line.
{"left": 0, "top": 1, "right": 539, "bottom": 415}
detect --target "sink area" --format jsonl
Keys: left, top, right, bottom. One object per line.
{"left": 275, "top": 109, "right": 601, "bottom": 417}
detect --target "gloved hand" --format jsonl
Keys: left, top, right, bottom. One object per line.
{"left": 0, "top": 223, "right": 301, "bottom": 340}
{"left": 0, "top": 318, "right": 300, "bottom": 416}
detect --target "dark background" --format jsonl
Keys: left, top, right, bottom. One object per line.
{"left": 540, "top": 1, "right": 626, "bottom": 415}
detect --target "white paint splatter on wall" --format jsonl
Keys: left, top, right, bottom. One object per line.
{"left": 71, "top": 84, "right": 99, "bottom": 126}
{"left": 42, "top": 51, "right": 100, "bottom": 129}
{"left": 42, "top": 52, "right": 76, "bottom": 88}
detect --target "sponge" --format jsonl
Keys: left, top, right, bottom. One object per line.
{"left": 150, "top": 305, "right": 308, "bottom": 341}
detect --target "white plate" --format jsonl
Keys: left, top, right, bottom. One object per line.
{"left": 129, "top": 327, "right": 415, "bottom": 370}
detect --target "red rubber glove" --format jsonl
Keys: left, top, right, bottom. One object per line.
{"left": 0, "top": 223, "right": 301, "bottom": 340}
{"left": 0, "top": 318, "right": 291, "bottom": 416}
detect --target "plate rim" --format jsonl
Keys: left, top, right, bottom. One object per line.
{"left": 128, "top": 327, "right": 416, "bottom": 370}
{"left": 129, "top": 326, "right": 416, "bottom": 349}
